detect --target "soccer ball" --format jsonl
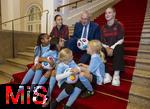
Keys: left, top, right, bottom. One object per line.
{"left": 64, "top": 68, "right": 78, "bottom": 84}
{"left": 77, "top": 38, "right": 88, "bottom": 50}
{"left": 41, "top": 56, "right": 54, "bottom": 70}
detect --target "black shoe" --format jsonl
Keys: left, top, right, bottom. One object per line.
{"left": 80, "top": 90, "right": 94, "bottom": 98}
{"left": 50, "top": 100, "right": 58, "bottom": 109}
{"left": 64, "top": 105, "right": 72, "bottom": 109}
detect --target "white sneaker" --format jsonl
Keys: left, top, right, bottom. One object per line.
{"left": 103, "top": 73, "right": 112, "bottom": 84}
{"left": 112, "top": 75, "right": 120, "bottom": 86}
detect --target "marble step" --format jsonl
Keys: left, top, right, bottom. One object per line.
{"left": 145, "top": 16, "right": 150, "bottom": 19}
{"left": 143, "top": 25, "right": 150, "bottom": 28}
{"left": 141, "top": 34, "right": 150, "bottom": 44}
{"left": 144, "top": 21, "right": 150, "bottom": 25}
{"left": 136, "top": 58, "right": 150, "bottom": 71}
{"left": 141, "top": 33, "right": 150, "bottom": 38}
{"left": 26, "top": 47, "right": 35, "bottom": 52}
{"left": 142, "top": 28, "right": 150, "bottom": 33}
{"left": 139, "top": 44, "right": 150, "bottom": 50}
{"left": 137, "top": 50, "right": 150, "bottom": 59}
{"left": 6, "top": 58, "right": 32, "bottom": 69}
{"left": 133, "top": 69, "right": 150, "bottom": 87}
{"left": 140, "top": 38, "right": 150, "bottom": 44}
{"left": 17, "top": 52, "right": 34, "bottom": 60}
{"left": 129, "top": 84, "right": 150, "bottom": 107}
{"left": 144, "top": 18, "right": 150, "bottom": 22}
{"left": 0, "top": 73, "right": 12, "bottom": 84}
{"left": 0, "top": 64, "right": 24, "bottom": 79}
{"left": 127, "top": 102, "right": 149, "bottom": 109}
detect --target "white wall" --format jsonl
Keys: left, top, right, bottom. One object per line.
{"left": 1, "top": 0, "right": 20, "bottom": 30}
{"left": 1, "top": 0, "right": 42, "bottom": 31}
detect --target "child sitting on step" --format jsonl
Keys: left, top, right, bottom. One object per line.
{"left": 78, "top": 40, "right": 106, "bottom": 97}
{"left": 50, "top": 48, "right": 85, "bottom": 109}
{"left": 18, "top": 35, "right": 63, "bottom": 94}
{"left": 18, "top": 33, "right": 51, "bottom": 92}
{"left": 33, "top": 37, "right": 65, "bottom": 107}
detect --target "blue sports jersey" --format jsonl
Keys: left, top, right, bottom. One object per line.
{"left": 34, "top": 44, "right": 50, "bottom": 57}
{"left": 42, "top": 50, "right": 58, "bottom": 62}
{"left": 88, "top": 54, "right": 105, "bottom": 85}
{"left": 56, "top": 60, "right": 78, "bottom": 87}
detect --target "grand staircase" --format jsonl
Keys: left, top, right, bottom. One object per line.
{"left": 0, "top": 0, "right": 150, "bottom": 109}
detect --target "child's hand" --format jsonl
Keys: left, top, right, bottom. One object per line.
{"left": 36, "top": 63, "right": 42, "bottom": 69}
{"left": 106, "top": 47, "right": 113, "bottom": 56}
{"left": 70, "top": 68, "right": 79, "bottom": 74}
{"left": 47, "top": 59, "right": 55, "bottom": 67}
{"left": 78, "top": 63, "right": 84, "bottom": 66}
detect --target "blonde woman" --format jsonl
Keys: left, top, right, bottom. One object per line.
{"left": 101, "top": 7, "right": 125, "bottom": 86}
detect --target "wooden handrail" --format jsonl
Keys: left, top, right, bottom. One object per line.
{"left": 55, "top": 0, "right": 93, "bottom": 12}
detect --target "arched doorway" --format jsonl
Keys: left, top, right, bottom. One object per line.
{"left": 27, "top": 5, "right": 41, "bottom": 32}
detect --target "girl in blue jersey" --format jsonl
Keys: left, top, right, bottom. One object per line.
{"left": 78, "top": 40, "right": 105, "bottom": 97}
{"left": 50, "top": 48, "right": 84, "bottom": 109}
{"left": 33, "top": 37, "right": 64, "bottom": 107}
{"left": 18, "top": 35, "right": 63, "bottom": 93}
{"left": 30, "top": 37, "right": 63, "bottom": 94}
{"left": 18, "top": 33, "right": 50, "bottom": 92}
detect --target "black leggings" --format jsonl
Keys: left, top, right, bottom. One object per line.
{"left": 102, "top": 44, "right": 125, "bottom": 72}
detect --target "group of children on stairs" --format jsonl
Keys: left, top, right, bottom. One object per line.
{"left": 17, "top": 33, "right": 105, "bottom": 109}
{"left": 16, "top": 7, "right": 125, "bottom": 109}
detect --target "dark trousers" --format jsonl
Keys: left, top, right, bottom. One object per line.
{"left": 102, "top": 44, "right": 124, "bottom": 72}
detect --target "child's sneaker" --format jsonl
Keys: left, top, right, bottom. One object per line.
{"left": 112, "top": 75, "right": 120, "bottom": 86}
{"left": 103, "top": 73, "right": 112, "bottom": 84}
{"left": 80, "top": 90, "right": 94, "bottom": 98}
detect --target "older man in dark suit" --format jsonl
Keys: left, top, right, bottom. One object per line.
{"left": 67, "top": 11, "right": 101, "bottom": 64}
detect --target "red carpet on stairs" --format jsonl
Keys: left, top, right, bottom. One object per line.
{"left": 10, "top": 0, "right": 147, "bottom": 109}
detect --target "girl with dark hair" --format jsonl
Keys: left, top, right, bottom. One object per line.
{"left": 18, "top": 33, "right": 51, "bottom": 93}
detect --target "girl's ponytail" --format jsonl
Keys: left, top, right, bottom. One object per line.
{"left": 99, "top": 51, "right": 106, "bottom": 63}
{"left": 88, "top": 40, "right": 106, "bottom": 63}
